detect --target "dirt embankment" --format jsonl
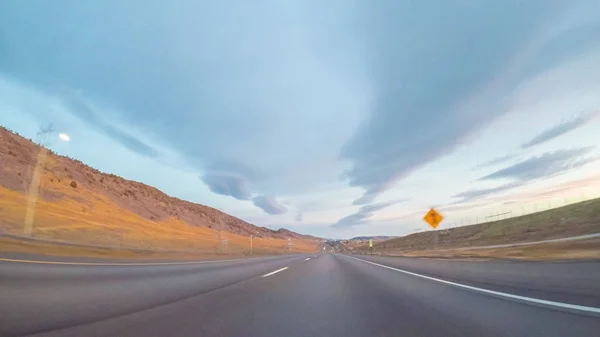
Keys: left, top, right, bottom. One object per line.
{"left": 0, "top": 126, "right": 319, "bottom": 257}
{"left": 355, "top": 198, "right": 600, "bottom": 260}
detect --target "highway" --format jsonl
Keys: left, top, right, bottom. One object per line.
{"left": 1, "top": 253, "right": 599, "bottom": 337}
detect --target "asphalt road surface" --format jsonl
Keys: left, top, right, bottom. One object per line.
{"left": 1, "top": 253, "right": 599, "bottom": 337}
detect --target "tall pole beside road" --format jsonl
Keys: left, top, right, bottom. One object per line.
{"left": 24, "top": 125, "right": 68, "bottom": 236}
{"left": 24, "top": 147, "right": 48, "bottom": 236}
{"left": 423, "top": 208, "right": 443, "bottom": 249}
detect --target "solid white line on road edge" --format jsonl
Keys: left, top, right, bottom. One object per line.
{"left": 305, "top": 258, "right": 311, "bottom": 261}
{"left": 0, "top": 256, "right": 263, "bottom": 267}
{"left": 261, "top": 267, "right": 289, "bottom": 277}
{"left": 345, "top": 255, "right": 600, "bottom": 316}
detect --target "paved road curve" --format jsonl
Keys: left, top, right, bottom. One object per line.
{"left": 1, "top": 254, "right": 599, "bottom": 337}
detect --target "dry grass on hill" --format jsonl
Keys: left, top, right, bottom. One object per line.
{"left": 0, "top": 126, "right": 319, "bottom": 258}
{"left": 352, "top": 198, "right": 600, "bottom": 260}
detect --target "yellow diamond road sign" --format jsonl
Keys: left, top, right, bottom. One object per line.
{"left": 423, "top": 208, "right": 443, "bottom": 229}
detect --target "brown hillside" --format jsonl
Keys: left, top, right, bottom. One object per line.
{"left": 0, "top": 126, "right": 319, "bottom": 254}
{"left": 354, "top": 198, "right": 600, "bottom": 256}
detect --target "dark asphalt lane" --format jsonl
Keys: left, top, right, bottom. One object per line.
{"left": 2, "top": 254, "right": 599, "bottom": 337}
{"left": 0, "top": 254, "right": 312, "bottom": 336}
{"left": 354, "top": 254, "right": 600, "bottom": 307}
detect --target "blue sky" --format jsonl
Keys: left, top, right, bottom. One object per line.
{"left": 2, "top": 1, "right": 600, "bottom": 238}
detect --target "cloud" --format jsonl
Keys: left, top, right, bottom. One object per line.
{"left": 332, "top": 213, "right": 370, "bottom": 228}
{"left": 377, "top": 211, "right": 423, "bottom": 223}
{"left": 294, "top": 198, "right": 349, "bottom": 213}
{"left": 339, "top": 2, "right": 567, "bottom": 205}
{"left": 452, "top": 181, "right": 527, "bottom": 203}
{"left": 0, "top": 1, "right": 363, "bottom": 198}
{"left": 295, "top": 213, "right": 303, "bottom": 222}
{"left": 358, "top": 199, "right": 407, "bottom": 213}
{"left": 521, "top": 110, "right": 599, "bottom": 148}
{"left": 472, "top": 154, "right": 517, "bottom": 171}
{"left": 455, "top": 146, "right": 600, "bottom": 204}
{"left": 3, "top": 1, "right": 600, "bottom": 232}
{"left": 200, "top": 163, "right": 292, "bottom": 215}
{"left": 204, "top": 160, "right": 266, "bottom": 182}
{"left": 200, "top": 173, "right": 252, "bottom": 201}
{"left": 508, "top": 174, "right": 600, "bottom": 201}
{"left": 252, "top": 196, "right": 288, "bottom": 215}
{"left": 480, "top": 147, "right": 598, "bottom": 181}
{"left": 61, "top": 93, "right": 161, "bottom": 158}
{"left": 332, "top": 199, "right": 407, "bottom": 228}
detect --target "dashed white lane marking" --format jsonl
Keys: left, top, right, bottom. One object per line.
{"left": 261, "top": 267, "right": 289, "bottom": 277}
{"left": 305, "top": 258, "right": 311, "bottom": 261}
{"left": 0, "top": 257, "right": 252, "bottom": 267}
{"left": 345, "top": 255, "right": 600, "bottom": 316}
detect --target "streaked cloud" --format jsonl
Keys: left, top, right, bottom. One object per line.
{"left": 61, "top": 93, "right": 161, "bottom": 158}
{"left": 452, "top": 181, "right": 527, "bottom": 203}
{"left": 332, "top": 199, "right": 408, "bottom": 228}
{"left": 472, "top": 154, "right": 517, "bottom": 171}
{"left": 339, "top": 1, "right": 566, "bottom": 205}
{"left": 480, "top": 147, "right": 598, "bottom": 181}
{"left": 522, "top": 110, "right": 599, "bottom": 148}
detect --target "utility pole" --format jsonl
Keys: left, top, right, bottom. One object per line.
{"left": 24, "top": 124, "right": 55, "bottom": 236}
{"left": 250, "top": 234, "right": 253, "bottom": 256}
{"left": 268, "top": 225, "right": 272, "bottom": 253}
{"left": 219, "top": 221, "right": 223, "bottom": 253}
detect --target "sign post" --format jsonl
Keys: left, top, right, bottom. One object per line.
{"left": 423, "top": 208, "right": 444, "bottom": 248}
{"left": 423, "top": 208, "right": 443, "bottom": 229}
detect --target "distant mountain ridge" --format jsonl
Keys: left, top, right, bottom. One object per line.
{"left": 350, "top": 236, "right": 398, "bottom": 241}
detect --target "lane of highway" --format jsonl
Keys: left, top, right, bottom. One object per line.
{"left": 0, "top": 254, "right": 313, "bottom": 336}
{"left": 353, "top": 254, "right": 600, "bottom": 307}
{"left": 1, "top": 253, "right": 599, "bottom": 337}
